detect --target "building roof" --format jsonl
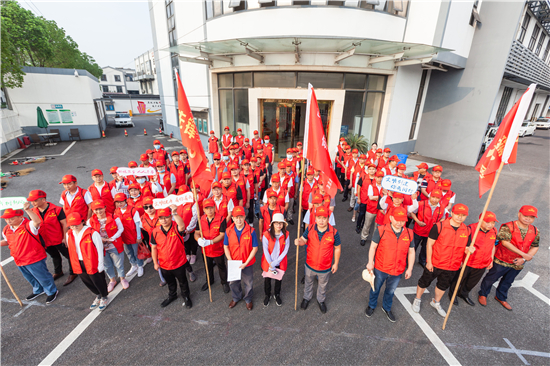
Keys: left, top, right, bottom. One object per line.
{"left": 22, "top": 66, "right": 99, "bottom": 82}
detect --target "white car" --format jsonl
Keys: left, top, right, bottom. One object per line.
{"left": 535, "top": 118, "right": 550, "bottom": 130}
{"left": 518, "top": 121, "right": 536, "bottom": 137}
{"left": 114, "top": 112, "right": 134, "bottom": 128}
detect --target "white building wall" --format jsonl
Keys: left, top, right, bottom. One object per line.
{"left": 404, "top": 1, "right": 442, "bottom": 46}
{"left": 439, "top": 0, "right": 477, "bottom": 59}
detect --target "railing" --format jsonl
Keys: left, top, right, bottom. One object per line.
{"left": 136, "top": 72, "right": 155, "bottom": 81}
{"left": 505, "top": 40, "right": 550, "bottom": 89}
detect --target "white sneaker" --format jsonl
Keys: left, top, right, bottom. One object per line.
{"left": 90, "top": 297, "right": 101, "bottom": 310}
{"left": 126, "top": 265, "right": 138, "bottom": 277}
{"left": 144, "top": 257, "right": 153, "bottom": 265}
{"left": 351, "top": 217, "right": 356, "bottom": 222}
{"left": 412, "top": 298, "right": 421, "bottom": 313}
{"left": 186, "top": 255, "right": 190, "bottom": 262}
{"left": 137, "top": 266, "right": 144, "bottom": 277}
{"left": 430, "top": 299, "right": 447, "bottom": 317}
{"left": 99, "top": 297, "right": 109, "bottom": 311}
{"left": 190, "top": 255, "right": 196, "bottom": 265}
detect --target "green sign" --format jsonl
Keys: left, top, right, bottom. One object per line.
{"left": 59, "top": 109, "right": 73, "bottom": 123}
{"left": 46, "top": 110, "right": 61, "bottom": 124}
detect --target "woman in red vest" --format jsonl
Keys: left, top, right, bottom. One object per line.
{"left": 259, "top": 191, "right": 286, "bottom": 235}
{"left": 139, "top": 197, "right": 166, "bottom": 287}
{"left": 59, "top": 174, "right": 93, "bottom": 220}
{"left": 365, "top": 207, "right": 415, "bottom": 322}
{"left": 88, "top": 169, "right": 116, "bottom": 214}
{"left": 113, "top": 193, "right": 144, "bottom": 278}
{"left": 261, "top": 213, "right": 289, "bottom": 307}
{"left": 66, "top": 212, "right": 109, "bottom": 311}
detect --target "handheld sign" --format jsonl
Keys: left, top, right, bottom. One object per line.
{"left": 381, "top": 176, "right": 418, "bottom": 195}
{"left": 152, "top": 193, "right": 193, "bottom": 209}
{"left": 116, "top": 167, "right": 156, "bottom": 177}
{"left": 0, "top": 197, "right": 27, "bottom": 211}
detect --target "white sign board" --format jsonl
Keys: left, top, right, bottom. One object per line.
{"left": 381, "top": 176, "right": 418, "bottom": 195}
{"left": 152, "top": 193, "right": 193, "bottom": 209}
{"left": 0, "top": 197, "right": 27, "bottom": 211}
{"left": 116, "top": 167, "right": 156, "bottom": 177}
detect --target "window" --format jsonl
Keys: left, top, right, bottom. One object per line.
{"left": 297, "top": 72, "right": 343, "bottom": 89}
{"left": 543, "top": 40, "right": 550, "bottom": 62}
{"left": 341, "top": 91, "right": 365, "bottom": 135}
{"left": 494, "top": 86, "right": 513, "bottom": 125}
{"left": 528, "top": 25, "right": 540, "bottom": 51}
{"left": 254, "top": 72, "right": 295, "bottom": 88}
{"left": 116, "top": 86, "right": 123, "bottom": 93}
{"left": 231, "top": 0, "right": 246, "bottom": 11}
{"left": 535, "top": 33, "right": 546, "bottom": 56}
{"left": 101, "top": 75, "right": 107, "bottom": 81}
{"left": 328, "top": 1, "right": 345, "bottom": 5}
{"left": 293, "top": 0, "right": 310, "bottom": 5}
{"left": 518, "top": 13, "right": 530, "bottom": 43}
{"left": 102, "top": 86, "right": 109, "bottom": 92}
{"left": 409, "top": 70, "right": 427, "bottom": 140}
{"left": 259, "top": 0, "right": 276, "bottom": 7}
{"left": 344, "top": 74, "right": 367, "bottom": 89}
{"left": 125, "top": 74, "right": 134, "bottom": 82}
{"left": 105, "top": 105, "right": 114, "bottom": 111}
{"left": 114, "top": 75, "right": 121, "bottom": 82}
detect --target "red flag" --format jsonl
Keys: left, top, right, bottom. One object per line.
{"left": 475, "top": 84, "right": 535, "bottom": 197}
{"left": 303, "top": 84, "right": 342, "bottom": 197}
{"left": 175, "top": 71, "right": 213, "bottom": 194}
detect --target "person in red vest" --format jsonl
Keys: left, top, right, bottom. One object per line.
{"left": 241, "top": 138, "right": 253, "bottom": 161}
{"left": 152, "top": 140, "right": 170, "bottom": 163}
{"left": 334, "top": 137, "right": 346, "bottom": 189}
{"left": 479, "top": 206, "right": 540, "bottom": 310}
{"left": 263, "top": 175, "right": 289, "bottom": 212}
{"left": 176, "top": 188, "right": 199, "bottom": 269}
{"left": 125, "top": 161, "right": 139, "bottom": 186}
{"left": 370, "top": 148, "right": 383, "bottom": 166}
{"left": 154, "top": 161, "right": 176, "bottom": 197}
{"left": 235, "top": 128, "right": 245, "bottom": 149}
{"left": 1, "top": 205, "right": 58, "bottom": 303}
{"left": 89, "top": 169, "right": 116, "bottom": 215}
{"left": 261, "top": 213, "right": 289, "bottom": 307}
{"left": 139, "top": 197, "right": 166, "bottom": 287}
{"left": 210, "top": 152, "right": 225, "bottom": 182}
{"left": 195, "top": 198, "right": 230, "bottom": 294}
{"left": 208, "top": 130, "right": 219, "bottom": 162}
{"left": 87, "top": 200, "right": 127, "bottom": 292}
{"left": 139, "top": 154, "right": 150, "bottom": 168}
{"left": 448, "top": 211, "right": 499, "bottom": 307}
{"left": 420, "top": 165, "right": 443, "bottom": 200}
{"left": 178, "top": 149, "right": 192, "bottom": 185}
{"left": 221, "top": 171, "right": 242, "bottom": 208}
{"left": 113, "top": 193, "right": 144, "bottom": 278}
{"left": 145, "top": 149, "right": 155, "bottom": 166}
{"left": 410, "top": 189, "right": 447, "bottom": 267}
{"left": 377, "top": 191, "right": 418, "bottom": 227}
{"left": 241, "top": 159, "right": 255, "bottom": 223}
{"left": 377, "top": 148, "right": 391, "bottom": 169}
{"left": 251, "top": 130, "right": 262, "bottom": 154}
{"left": 151, "top": 206, "right": 193, "bottom": 309}
{"left": 283, "top": 161, "right": 297, "bottom": 225}
{"left": 230, "top": 163, "right": 250, "bottom": 210}
{"left": 380, "top": 155, "right": 399, "bottom": 176}
{"left": 359, "top": 170, "right": 384, "bottom": 246}
{"left": 365, "top": 207, "right": 415, "bottom": 322}
{"left": 394, "top": 163, "right": 409, "bottom": 179}
{"left": 169, "top": 151, "right": 186, "bottom": 191}
{"left": 303, "top": 194, "right": 336, "bottom": 228}
{"left": 349, "top": 154, "right": 367, "bottom": 220}
{"left": 300, "top": 168, "right": 318, "bottom": 221}
{"left": 262, "top": 136, "right": 274, "bottom": 180}
{"left": 366, "top": 142, "right": 378, "bottom": 162}
{"left": 224, "top": 206, "right": 259, "bottom": 310}
{"left": 127, "top": 183, "right": 145, "bottom": 217}
{"left": 211, "top": 181, "right": 234, "bottom": 223}
{"left": 251, "top": 157, "right": 266, "bottom": 220}
{"left": 221, "top": 126, "right": 233, "bottom": 151}
{"left": 259, "top": 190, "right": 286, "bottom": 235}
{"left": 108, "top": 167, "right": 130, "bottom": 197}
{"left": 412, "top": 203, "right": 473, "bottom": 317}
{"left": 66, "top": 212, "right": 109, "bottom": 311}
{"left": 28, "top": 190, "right": 77, "bottom": 286}
{"left": 295, "top": 206, "right": 341, "bottom": 314}
{"left": 437, "top": 179, "right": 456, "bottom": 211}
{"left": 59, "top": 174, "right": 93, "bottom": 220}
{"left": 228, "top": 143, "right": 240, "bottom": 164}
{"left": 342, "top": 148, "right": 359, "bottom": 202}
{"left": 413, "top": 163, "right": 432, "bottom": 199}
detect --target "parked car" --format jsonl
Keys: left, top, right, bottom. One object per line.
{"left": 482, "top": 126, "right": 498, "bottom": 152}
{"left": 114, "top": 112, "right": 134, "bottom": 127}
{"left": 535, "top": 117, "right": 550, "bottom": 130}
{"left": 519, "top": 121, "right": 536, "bottom": 137}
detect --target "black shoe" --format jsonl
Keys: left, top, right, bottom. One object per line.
{"left": 255, "top": 213, "right": 260, "bottom": 220}
{"left": 347, "top": 207, "right": 353, "bottom": 212}
{"left": 201, "top": 282, "right": 213, "bottom": 291}
{"left": 318, "top": 301, "right": 327, "bottom": 314}
{"left": 223, "top": 284, "right": 230, "bottom": 293}
{"left": 275, "top": 294, "right": 282, "bottom": 306}
{"left": 360, "top": 240, "right": 366, "bottom": 246}
{"left": 365, "top": 306, "right": 375, "bottom": 317}
{"left": 182, "top": 296, "right": 192, "bottom": 309}
{"left": 264, "top": 295, "right": 270, "bottom": 307}
{"left": 26, "top": 292, "right": 45, "bottom": 301}
{"left": 342, "top": 197, "right": 348, "bottom": 202}
{"left": 301, "top": 276, "right": 305, "bottom": 284}
{"left": 355, "top": 227, "right": 361, "bottom": 234}
{"left": 161, "top": 296, "right": 177, "bottom": 308}
{"left": 459, "top": 294, "right": 475, "bottom": 306}
{"left": 450, "top": 295, "right": 458, "bottom": 306}
{"left": 288, "top": 219, "right": 295, "bottom": 225}
{"left": 46, "top": 291, "right": 58, "bottom": 304}
{"left": 301, "top": 299, "right": 309, "bottom": 310}
{"left": 382, "top": 308, "right": 396, "bottom": 322}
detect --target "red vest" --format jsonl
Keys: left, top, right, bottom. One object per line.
{"left": 351, "top": 162, "right": 365, "bottom": 187}
{"left": 242, "top": 171, "right": 255, "bottom": 198}
{"left": 252, "top": 137, "right": 262, "bottom": 153}
{"left": 242, "top": 145, "right": 253, "bottom": 160}
{"left": 413, "top": 201, "right": 446, "bottom": 237}
{"left": 170, "top": 161, "right": 186, "bottom": 189}
{"left": 141, "top": 213, "right": 160, "bottom": 235}
{"left": 177, "top": 202, "right": 194, "bottom": 231}
{"left": 88, "top": 183, "right": 115, "bottom": 214}
{"left": 67, "top": 227, "right": 100, "bottom": 274}
{"left": 261, "top": 231, "right": 289, "bottom": 272}
{"left": 222, "top": 183, "right": 239, "bottom": 207}
{"left": 494, "top": 221, "right": 538, "bottom": 264}
{"left": 233, "top": 177, "right": 247, "bottom": 202}
{"left": 214, "top": 195, "right": 230, "bottom": 220}
{"left": 281, "top": 173, "right": 295, "bottom": 199}
{"left": 439, "top": 190, "right": 455, "bottom": 210}
{"left": 431, "top": 219, "right": 470, "bottom": 271}
{"left": 305, "top": 224, "right": 337, "bottom": 272}
{"left": 2, "top": 218, "right": 46, "bottom": 266}
{"left": 226, "top": 223, "right": 256, "bottom": 266}
{"left": 260, "top": 204, "right": 284, "bottom": 232}
{"left": 128, "top": 196, "right": 145, "bottom": 217}
{"left": 266, "top": 187, "right": 287, "bottom": 207}
{"left": 335, "top": 145, "right": 344, "bottom": 168}
{"left": 374, "top": 224, "right": 413, "bottom": 276}
{"left": 152, "top": 224, "right": 187, "bottom": 270}
{"left": 88, "top": 214, "right": 124, "bottom": 253}
{"left": 263, "top": 143, "right": 273, "bottom": 163}
{"left": 138, "top": 181, "right": 154, "bottom": 198}
{"left": 302, "top": 180, "right": 318, "bottom": 209}
{"left": 200, "top": 214, "right": 225, "bottom": 257}
{"left": 33, "top": 203, "right": 63, "bottom": 247}
{"left": 222, "top": 134, "right": 233, "bottom": 150}
{"left": 155, "top": 172, "right": 172, "bottom": 198}
{"left": 61, "top": 188, "right": 89, "bottom": 220}
{"left": 423, "top": 177, "right": 441, "bottom": 199}
{"left": 210, "top": 163, "right": 225, "bottom": 182}
{"left": 467, "top": 224, "right": 497, "bottom": 269}
{"left": 208, "top": 136, "right": 219, "bottom": 153}
{"left": 377, "top": 156, "right": 389, "bottom": 169}
{"left": 235, "top": 135, "right": 244, "bottom": 148}
{"left": 152, "top": 149, "right": 167, "bottom": 162}
{"left": 366, "top": 183, "right": 381, "bottom": 214}
{"left": 114, "top": 207, "right": 138, "bottom": 244}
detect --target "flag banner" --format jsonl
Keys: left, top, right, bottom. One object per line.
{"left": 303, "top": 84, "right": 342, "bottom": 197}
{"left": 116, "top": 167, "right": 156, "bottom": 177}
{"left": 475, "top": 84, "right": 536, "bottom": 197}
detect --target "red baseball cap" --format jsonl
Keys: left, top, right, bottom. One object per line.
{"left": 452, "top": 203, "right": 469, "bottom": 215}
{"left": 156, "top": 161, "right": 165, "bottom": 167}
{"left": 359, "top": 154, "right": 367, "bottom": 159}
{"left": 481, "top": 211, "right": 499, "bottom": 222}
{"left": 250, "top": 157, "right": 258, "bottom": 162}
{"left": 389, "top": 155, "right": 400, "bottom": 162}
{"left": 212, "top": 182, "right": 222, "bottom": 189}
{"left": 202, "top": 198, "right": 215, "bottom": 209}
{"left": 367, "top": 163, "right": 376, "bottom": 169}
{"left": 392, "top": 207, "right": 408, "bottom": 221}
{"left": 128, "top": 183, "right": 141, "bottom": 191}
{"left": 27, "top": 190, "right": 47, "bottom": 201}
{"left": 110, "top": 166, "right": 118, "bottom": 174}
{"left": 171, "top": 151, "right": 179, "bottom": 156}
{"left": 271, "top": 175, "right": 280, "bottom": 183}
{"left": 267, "top": 190, "right": 278, "bottom": 198}
{"left": 229, "top": 164, "right": 239, "bottom": 170}
{"left": 392, "top": 192, "right": 404, "bottom": 199}
{"left": 277, "top": 162, "right": 285, "bottom": 169}
{"left": 315, "top": 206, "right": 330, "bottom": 217}
{"left": 210, "top": 130, "right": 215, "bottom": 134}
{"left": 146, "top": 149, "right": 153, "bottom": 154}
{"left": 224, "top": 126, "right": 230, "bottom": 130}
{"left": 180, "top": 149, "right": 188, "bottom": 154}
{"left": 90, "top": 200, "right": 105, "bottom": 210}
{"left": 244, "top": 138, "right": 249, "bottom": 142}
{"left": 114, "top": 193, "right": 127, "bottom": 202}
{"left": 237, "top": 128, "right": 242, "bottom": 132}
{"left": 432, "top": 165, "right": 443, "bottom": 172}
{"left": 178, "top": 185, "right": 189, "bottom": 194}
{"left": 67, "top": 212, "right": 83, "bottom": 226}
{"left": 233, "top": 206, "right": 246, "bottom": 217}
{"left": 213, "top": 153, "right": 221, "bottom": 160}
{"left": 1, "top": 208, "right": 24, "bottom": 219}
{"left": 229, "top": 144, "right": 237, "bottom": 149}
{"left": 222, "top": 172, "right": 231, "bottom": 179}
{"left": 339, "top": 137, "right": 346, "bottom": 142}
{"left": 397, "top": 164, "right": 406, "bottom": 170}
{"left": 59, "top": 175, "right": 77, "bottom": 184}
{"left": 91, "top": 169, "right": 103, "bottom": 176}
{"left": 264, "top": 136, "right": 270, "bottom": 140}
{"left": 242, "top": 159, "right": 250, "bottom": 165}
{"left": 352, "top": 149, "right": 358, "bottom": 154}
{"left": 140, "top": 154, "right": 148, "bottom": 161}
{"left": 143, "top": 196, "right": 154, "bottom": 205}
{"left": 384, "top": 148, "right": 391, "bottom": 153}
{"left": 519, "top": 205, "right": 538, "bottom": 218}
{"left": 286, "top": 161, "right": 292, "bottom": 167}
{"left": 253, "top": 130, "right": 258, "bottom": 134}
{"left": 430, "top": 189, "right": 443, "bottom": 198}
{"left": 416, "top": 163, "right": 429, "bottom": 169}
{"left": 128, "top": 161, "right": 138, "bottom": 168}
{"left": 153, "top": 140, "right": 160, "bottom": 144}
{"left": 440, "top": 179, "right": 452, "bottom": 189}
{"left": 222, "top": 150, "right": 230, "bottom": 156}
{"left": 157, "top": 208, "right": 172, "bottom": 217}
{"left": 312, "top": 194, "right": 323, "bottom": 204}
{"left": 306, "top": 168, "right": 314, "bottom": 175}
{"left": 376, "top": 148, "right": 383, "bottom": 153}
{"left": 375, "top": 171, "right": 384, "bottom": 177}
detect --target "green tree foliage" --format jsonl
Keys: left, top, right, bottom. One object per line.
{"left": 1, "top": 0, "right": 102, "bottom": 88}
{"left": 344, "top": 133, "right": 369, "bottom": 154}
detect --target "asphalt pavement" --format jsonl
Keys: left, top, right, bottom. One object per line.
{"left": 1, "top": 116, "right": 549, "bottom": 365}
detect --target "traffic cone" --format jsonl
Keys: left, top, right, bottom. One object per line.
{"left": 159, "top": 127, "right": 162, "bottom": 134}
{"left": 144, "top": 128, "right": 147, "bottom": 136}
{"left": 170, "top": 132, "right": 173, "bottom": 138}
{"left": 102, "top": 130, "right": 106, "bottom": 138}
{"left": 124, "top": 129, "right": 128, "bottom": 137}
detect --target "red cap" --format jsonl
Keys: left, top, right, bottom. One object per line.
{"left": 156, "top": 161, "right": 165, "bottom": 167}
{"left": 431, "top": 189, "right": 443, "bottom": 198}
{"left": 143, "top": 196, "right": 154, "bottom": 205}
{"left": 375, "top": 171, "right": 384, "bottom": 177}
{"left": 339, "top": 137, "right": 346, "bottom": 142}
{"left": 367, "top": 163, "right": 376, "bottom": 169}
{"left": 306, "top": 168, "right": 314, "bottom": 175}
{"left": 213, "top": 153, "right": 221, "bottom": 160}
{"left": 297, "top": 142, "right": 303, "bottom": 146}
{"left": 171, "top": 151, "right": 179, "bottom": 156}
{"left": 440, "top": 179, "right": 452, "bottom": 189}
{"left": 228, "top": 164, "right": 238, "bottom": 170}
{"left": 140, "top": 154, "right": 148, "bottom": 161}
{"left": 157, "top": 208, "right": 172, "bottom": 217}
{"left": 277, "top": 162, "right": 285, "bottom": 169}
{"left": 233, "top": 206, "right": 246, "bottom": 217}
{"left": 397, "top": 164, "right": 406, "bottom": 170}
{"left": 359, "top": 154, "right": 367, "bottom": 159}
{"left": 271, "top": 175, "right": 280, "bottom": 183}
{"left": 1, "top": 208, "right": 24, "bottom": 219}
{"left": 222, "top": 150, "right": 230, "bottom": 156}
{"left": 114, "top": 193, "right": 127, "bottom": 202}
{"left": 160, "top": 144, "right": 165, "bottom": 149}
{"left": 250, "top": 157, "right": 258, "bottom": 162}
{"left": 59, "top": 175, "right": 77, "bottom": 184}
{"left": 267, "top": 190, "right": 278, "bottom": 198}
{"left": 286, "top": 161, "right": 292, "bottom": 167}
{"left": 178, "top": 185, "right": 189, "bottom": 194}
{"left": 90, "top": 200, "right": 105, "bottom": 210}
{"left": 211, "top": 182, "right": 222, "bottom": 189}
{"left": 384, "top": 148, "right": 391, "bottom": 153}
{"left": 352, "top": 148, "right": 359, "bottom": 154}
{"left": 153, "top": 140, "right": 160, "bottom": 144}
{"left": 452, "top": 203, "right": 469, "bottom": 215}
{"left": 229, "top": 144, "right": 237, "bottom": 149}
{"left": 264, "top": 136, "right": 270, "bottom": 140}
{"left": 242, "top": 159, "right": 250, "bottom": 165}
{"left": 91, "top": 169, "right": 103, "bottom": 176}
{"left": 237, "top": 128, "right": 242, "bottom": 132}
{"left": 128, "top": 183, "right": 140, "bottom": 191}
{"left": 224, "top": 126, "right": 230, "bottom": 130}
{"left": 312, "top": 194, "right": 323, "bottom": 204}
{"left": 393, "top": 192, "right": 404, "bottom": 199}
{"left": 128, "top": 161, "right": 138, "bottom": 168}
{"left": 27, "top": 190, "right": 47, "bottom": 201}
{"left": 416, "top": 162, "right": 429, "bottom": 169}
{"left": 254, "top": 130, "right": 258, "bottom": 134}
{"left": 210, "top": 130, "right": 215, "bottom": 134}
{"left": 389, "top": 155, "right": 400, "bottom": 162}
{"left": 244, "top": 138, "right": 249, "bottom": 142}
{"left": 432, "top": 165, "right": 443, "bottom": 172}
{"left": 222, "top": 172, "right": 231, "bottom": 179}
{"left": 180, "top": 149, "right": 187, "bottom": 154}
{"left": 376, "top": 148, "right": 383, "bottom": 153}
{"left": 67, "top": 212, "right": 83, "bottom": 226}
{"left": 481, "top": 211, "right": 499, "bottom": 222}
{"left": 315, "top": 206, "right": 330, "bottom": 217}
{"left": 110, "top": 166, "right": 118, "bottom": 174}
{"left": 256, "top": 148, "right": 263, "bottom": 154}
{"left": 392, "top": 207, "right": 408, "bottom": 220}
{"left": 519, "top": 205, "right": 538, "bottom": 218}
{"left": 146, "top": 149, "right": 153, "bottom": 154}
{"left": 202, "top": 198, "right": 214, "bottom": 209}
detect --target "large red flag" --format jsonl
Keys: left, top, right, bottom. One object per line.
{"left": 303, "top": 84, "right": 342, "bottom": 197}
{"left": 175, "top": 70, "right": 213, "bottom": 194}
{"left": 475, "top": 84, "right": 535, "bottom": 197}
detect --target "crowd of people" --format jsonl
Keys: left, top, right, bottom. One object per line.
{"left": 0, "top": 129, "right": 540, "bottom": 321}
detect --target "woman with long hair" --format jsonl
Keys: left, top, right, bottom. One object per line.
{"left": 261, "top": 213, "right": 290, "bottom": 307}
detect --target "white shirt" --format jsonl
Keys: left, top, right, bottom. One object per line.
{"left": 367, "top": 184, "right": 382, "bottom": 197}
{"left": 262, "top": 187, "right": 290, "bottom": 204}
{"left": 86, "top": 217, "right": 123, "bottom": 251}
{"left": 214, "top": 195, "right": 234, "bottom": 214}
{"left": 93, "top": 182, "right": 116, "bottom": 198}
{"left": 379, "top": 195, "right": 419, "bottom": 215}
{"left": 59, "top": 187, "right": 93, "bottom": 206}
{"left": 303, "top": 210, "right": 336, "bottom": 226}
{"left": 67, "top": 225, "right": 104, "bottom": 272}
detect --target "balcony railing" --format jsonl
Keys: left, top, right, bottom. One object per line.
{"left": 136, "top": 73, "right": 155, "bottom": 81}
{"left": 504, "top": 40, "right": 550, "bottom": 90}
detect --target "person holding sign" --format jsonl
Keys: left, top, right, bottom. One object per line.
{"left": 224, "top": 206, "right": 259, "bottom": 310}
{"left": 113, "top": 193, "right": 144, "bottom": 278}
{"left": 139, "top": 197, "right": 166, "bottom": 287}
{"left": 59, "top": 174, "right": 93, "bottom": 220}
{"left": 412, "top": 204, "right": 473, "bottom": 317}
{"left": 108, "top": 167, "right": 129, "bottom": 198}
{"left": 295, "top": 206, "right": 341, "bottom": 314}
{"left": 88, "top": 169, "right": 116, "bottom": 215}
{"left": 1, "top": 205, "right": 58, "bottom": 304}
{"left": 261, "top": 213, "right": 289, "bottom": 307}
{"left": 28, "top": 190, "right": 77, "bottom": 286}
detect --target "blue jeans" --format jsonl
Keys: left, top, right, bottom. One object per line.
{"left": 104, "top": 248, "right": 125, "bottom": 279}
{"left": 124, "top": 243, "right": 143, "bottom": 267}
{"left": 254, "top": 199, "right": 261, "bottom": 215}
{"left": 18, "top": 259, "right": 58, "bottom": 296}
{"left": 479, "top": 262, "right": 521, "bottom": 301}
{"left": 368, "top": 267, "right": 402, "bottom": 311}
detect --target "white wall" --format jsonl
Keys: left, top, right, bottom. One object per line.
{"left": 404, "top": 1, "right": 442, "bottom": 46}
{"left": 439, "top": 0, "right": 477, "bottom": 59}
{"left": 105, "top": 98, "right": 162, "bottom": 115}
{"left": 0, "top": 108, "right": 22, "bottom": 144}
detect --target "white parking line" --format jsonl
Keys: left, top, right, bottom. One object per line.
{"left": 5, "top": 141, "right": 77, "bottom": 160}
{"left": 1, "top": 256, "right": 14, "bottom": 266}
{"left": 492, "top": 271, "right": 549, "bottom": 305}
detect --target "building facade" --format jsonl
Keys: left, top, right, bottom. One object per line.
{"left": 134, "top": 49, "right": 160, "bottom": 94}
{"left": 100, "top": 67, "right": 140, "bottom": 95}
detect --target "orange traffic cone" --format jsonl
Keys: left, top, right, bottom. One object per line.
{"left": 102, "top": 130, "right": 106, "bottom": 138}
{"left": 144, "top": 128, "right": 147, "bottom": 136}
{"left": 124, "top": 129, "right": 128, "bottom": 137}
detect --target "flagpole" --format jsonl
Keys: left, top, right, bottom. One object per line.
{"left": 0, "top": 265, "right": 23, "bottom": 306}
{"left": 442, "top": 160, "right": 504, "bottom": 330}
{"left": 191, "top": 180, "right": 212, "bottom": 303}
{"left": 294, "top": 156, "right": 307, "bottom": 311}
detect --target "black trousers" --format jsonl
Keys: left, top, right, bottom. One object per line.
{"left": 78, "top": 262, "right": 108, "bottom": 298}
{"left": 46, "top": 244, "right": 73, "bottom": 275}
{"left": 342, "top": 179, "right": 350, "bottom": 199}
{"left": 414, "top": 233, "right": 428, "bottom": 266}
{"left": 141, "top": 229, "right": 151, "bottom": 250}
{"left": 184, "top": 235, "right": 198, "bottom": 256}
{"left": 205, "top": 254, "right": 228, "bottom": 285}
{"left": 161, "top": 262, "right": 191, "bottom": 299}
{"left": 246, "top": 200, "right": 254, "bottom": 223}
{"left": 264, "top": 277, "right": 282, "bottom": 296}
{"left": 449, "top": 266, "right": 486, "bottom": 297}
{"left": 357, "top": 203, "right": 367, "bottom": 230}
